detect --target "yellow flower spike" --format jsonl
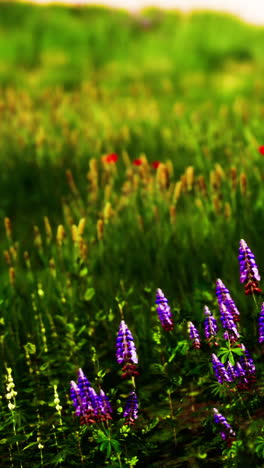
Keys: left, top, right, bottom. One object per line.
{"left": 156, "top": 163, "right": 169, "bottom": 191}
{"left": 104, "top": 184, "right": 112, "bottom": 201}
{"left": 185, "top": 166, "right": 194, "bottom": 191}
{"left": 78, "top": 218, "right": 86, "bottom": 237}
{"left": 44, "top": 216, "right": 52, "bottom": 244}
{"left": 9, "top": 246, "right": 17, "bottom": 262}
{"left": 224, "top": 202, "right": 232, "bottom": 219}
{"left": 3, "top": 250, "right": 12, "bottom": 266}
{"left": 214, "top": 163, "right": 225, "bottom": 181}
{"left": 165, "top": 160, "right": 174, "bottom": 178}
{"left": 103, "top": 202, "right": 113, "bottom": 224}
{"left": 172, "top": 180, "right": 182, "bottom": 204}
{"left": 240, "top": 172, "right": 247, "bottom": 196}
{"left": 79, "top": 239, "right": 88, "bottom": 261}
{"left": 4, "top": 217, "right": 12, "bottom": 241}
{"left": 71, "top": 225, "right": 78, "bottom": 244}
{"left": 180, "top": 173, "right": 187, "bottom": 193}
{"left": 9, "top": 267, "right": 15, "bottom": 287}
{"left": 97, "top": 219, "right": 104, "bottom": 241}
{"left": 56, "top": 225, "right": 66, "bottom": 247}
{"left": 210, "top": 169, "right": 220, "bottom": 191}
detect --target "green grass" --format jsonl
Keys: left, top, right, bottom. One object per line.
{"left": 1, "top": 3, "right": 264, "bottom": 467}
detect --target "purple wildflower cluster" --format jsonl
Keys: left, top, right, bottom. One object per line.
{"left": 70, "top": 369, "right": 112, "bottom": 425}
{"left": 238, "top": 239, "right": 262, "bottom": 295}
{"left": 116, "top": 320, "right": 139, "bottom": 378}
{"left": 155, "top": 288, "right": 174, "bottom": 331}
{"left": 213, "top": 408, "right": 236, "bottom": 446}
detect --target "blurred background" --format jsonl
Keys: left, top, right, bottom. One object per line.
{"left": 0, "top": 0, "right": 264, "bottom": 228}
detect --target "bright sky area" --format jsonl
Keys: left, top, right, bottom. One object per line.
{"left": 25, "top": 0, "right": 264, "bottom": 26}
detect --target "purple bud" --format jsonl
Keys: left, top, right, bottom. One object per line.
{"left": 123, "top": 391, "right": 138, "bottom": 425}
{"left": 99, "top": 389, "right": 112, "bottom": 419}
{"left": 155, "top": 288, "right": 173, "bottom": 331}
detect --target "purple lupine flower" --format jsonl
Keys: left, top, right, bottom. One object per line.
{"left": 155, "top": 288, "right": 174, "bottom": 331}
{"left": 226, "top": 362, "right": 237, "bottom": 382}
{"left": 213, "top": 408, "right": 236, "bottom": 444}
{"left": 70, "top": 372, "right": 96, "bottom": 425}
{"left": 238, "top": 344, "right": 256, "bottom": 389}
{"left": 204, "top": 306, "right": 218, "bottom": 346}
{"left": 123, "top": 391, "right": 138, "bottom": 425}
{"left": 116, "top": 320, "right": 139, "bottom": 378}
{"left": 238, "top": 239, "right": 262, "bottom": 295}
{"left": 212, "top": 354, "right": 231, "bottom": 384}
{"left": 70, "top": 380, "right": 83, "bottom": 416}
{"left": 216, "top": 279, "right": 240, "bottom": 323}
{"left": 188, "top": 321, "right": 200, "bottom": 349}
{"left": 219, "top": 303, "right": 239, "bottom": 343}
{"left": 99, "top": 389, "right": 112, "bottom": 420}
{"left": 258, "top": 303, "right": 264, "bottom": 344}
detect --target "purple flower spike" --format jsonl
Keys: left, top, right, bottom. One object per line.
{"left": 77, "top": 368, "right": 91, "bottom": 399}
{"left": 99, "top": 389, "right": 112, "bottom": 420}
{"left": 123, "top": 391, "right": 138, "bottom": 425}
{"left": 226, "top": 362, "right": 237, "bottom": 382}
{"left": 213, "top": 408, "right": 236, "bottom": 445}
{"left": 70, "top": 380, "right": 83, "bottom": 416}
{"left": 116, "top": 320, "right": 139, "bottom": 379}
{"left": 238, "top": 344, "right": 256, "bottom": 389}
{"left": 219, "top": 303, "right": 239, "bottom": 343}
{"left": 212, "top": 354, "right": 231, "bottom": 384}
{"left": 216, "top": 279, "right": 240, "bottom": 323}
{"left": 258, "top": 303, "right": 264, "bottom": 344}
{"left": 204, "top": 306, "right": 218, "bottom": 346}
{"left": 155, "top": 288, "right": 174, "bottom": 331}
{"left": 188, "top": 321, "right": 200, "bottom": 349}
{"left": 238, "top": 239, "right": 262, "bottom": 295}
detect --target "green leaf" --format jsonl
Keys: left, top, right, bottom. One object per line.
{"left": 84, "top": 288, "right": 95, "bottom": 301}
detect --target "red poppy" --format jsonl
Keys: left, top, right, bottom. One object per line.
{"left": 105, "top": 153, "right": 118, "bottom": 163}
{"left": 152, "top": 161, "right": 160, "bottom": 169}
{"left": 133, "top": 158, "right": 142, "bottom": 166}
{"left": 259, "top": 146, "right": 264, "bottom": 155}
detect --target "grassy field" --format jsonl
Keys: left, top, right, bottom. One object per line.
{"left": 1, "top": 2, "right": 264, "bottom": 467}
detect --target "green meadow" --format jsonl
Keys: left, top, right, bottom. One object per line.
{"left": 1, "top": 2, "right": 264, "bottom": 467}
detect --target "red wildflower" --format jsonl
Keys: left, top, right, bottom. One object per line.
{"left": 133, "top": 158, "right": 142, "bottom": 166}
{"left": 152, "top": 161, "right": 160, "bottom": 169}
{"left": 105, "top": 153, "right": 118, "bottom": 163}
{"left": 259, "top": 146, "right": 264, "bottom": 155}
